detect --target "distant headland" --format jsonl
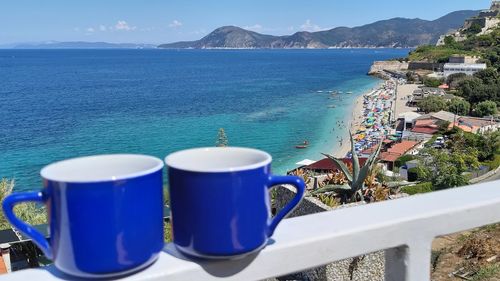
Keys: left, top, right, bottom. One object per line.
{"left": 158, "top": 10, "right": 479, "bottom": 49}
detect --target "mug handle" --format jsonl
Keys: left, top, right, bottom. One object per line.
{"left": 267, "top": 175, "right": 305, "bottom": 237}
{"left": 2, "top": 191, "right": 53, "bottom": 259}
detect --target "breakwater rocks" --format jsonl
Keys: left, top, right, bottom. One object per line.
{"left": 368, "top": 61, "right": 408, "bottom": 79}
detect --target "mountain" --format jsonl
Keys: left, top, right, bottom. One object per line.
{"left": 10, "top": 41, "right": 157, "bottom": 49}
{"left": 158, "top": 10, "right": 479, "bottom": 49}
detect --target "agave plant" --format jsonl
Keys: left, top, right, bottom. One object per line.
{"left": 312, "top": 131, "right": 383, "bottom": 202}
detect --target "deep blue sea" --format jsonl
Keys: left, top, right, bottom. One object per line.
{"left": 0, "top": 49, "right": 409, "bottom": 191}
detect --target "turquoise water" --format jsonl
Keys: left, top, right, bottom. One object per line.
{"left": 0, "top": 49, "right": 409, "bottom": 190}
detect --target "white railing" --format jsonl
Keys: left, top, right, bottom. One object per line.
{"left": 2, "top": 180, "right": 500, "bottom": 281}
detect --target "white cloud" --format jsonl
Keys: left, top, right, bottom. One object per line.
{"left": 115, "top": 20, "right": 136, "bottom": 31}
{"left": 86, "top": 27, "right": 95, "bottom": 32}
{"left": 300, "top": 19, "right": 322, "bottom": 32}
{"left": 288, "top": 26, "right": 295, "bottom": 31}
{"left": 243, "top": 24, "right": 263, "bottom": 31}
{"left": 99, "top": 25, "right": 107, "bottom": 31}
{"left": 168, "top": 20, "right": 183, "bottom": 28}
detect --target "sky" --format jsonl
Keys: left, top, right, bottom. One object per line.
{"left": 0, "top": 0, "right": 492, "bottom": 45}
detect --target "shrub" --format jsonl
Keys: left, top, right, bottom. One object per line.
{"left": 401, "top": 182, "right": 433, "bottom": 195}
{"left": 423, "top": 77, "right": 444, "bottom": 88}
{"left": 395, "top": 155, "right": 417, "bottom": 168}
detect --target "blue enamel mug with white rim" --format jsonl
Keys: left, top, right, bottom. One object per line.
{"left": 165, "top": 147, "right": 305, "bottom": 258}
{"left": 2, "top": 154, "right": 164, "bottom": 278}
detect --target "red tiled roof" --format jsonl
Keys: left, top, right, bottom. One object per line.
{"left": 306, "top": 157, "right": 368, "bottom": 171}
{"left": 387, "top": 141, "right": 419, "bottom": 155}
{"left": 379, "top": 141, "right": 420, "bottom": 163}
{"left": 379, "top": 152, "right": 401, "bottom": 162}
{"left": 411, "top": 126, "right": 439, "bottom": 135}
{"left": 414, "top": 119, "right": 437, "bottom": 126}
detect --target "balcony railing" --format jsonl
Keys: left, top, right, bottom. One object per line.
{"left": 1, "top": 180, "right": 500, "bottom": 281}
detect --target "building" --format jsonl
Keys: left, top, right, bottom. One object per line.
{"left": 303, "top": 157, "right": 368, "bottom": 174}
{"left": 417, "top": 111, "right": 458, "bottom": 124}
{"left": 448, "top": 55, "right": 479, "bottom": 64}
{"left": 454, "top": 116, "right": 500, "bottom": 134}
{"left": 379, "top": 140, "right": 422, "bottom": 170}
{"left": 408, "top": 87, "right": 446, "bottom": 106}
{"left": 443, "top": 63, "right": 487, "bottom": 77}
{"left": 398, "top": 112, "right": 422, "bottom": 131}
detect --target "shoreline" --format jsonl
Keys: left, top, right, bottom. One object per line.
{"left": 329, "top": 79, "right": 394, "bottom": 159}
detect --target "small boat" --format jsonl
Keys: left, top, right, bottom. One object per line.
{"left": 346, "top": 91, "right": 353, "bottom": 95}
{"left": 295, "top": 140, "right": 309, "bottom": 149}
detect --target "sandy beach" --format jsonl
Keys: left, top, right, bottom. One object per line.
{"left": 331, "top": 79, "right": 400, "bottom": 158}
{"left": 394, "top": 84, "right": 419, "bottom": 117}
{"left": 332, "top": 93, "right": 366, "bottom": 157}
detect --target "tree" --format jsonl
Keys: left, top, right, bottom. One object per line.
{"left": 467, "top": 23, "right": 483, "bottom": 35}
{"left": 444, "top": 36, "right": 459, "bottom": 49}
{"left": 418, "top": 96, "right": 448, "bottom": 113}
{"left": 474, "top": 68, "right": 499, "bottom": 85}
{"left": 215, "top": 128, "right": 229, "bottom": 147}
{"left": 457, "top": 77, "right": 494, "bottom": 105}
{"left": 423, "top": 77, "right": 444, "bottom": 88}
{"left": 417, "top": 148, "right": 479, "bottom": 190}
{"left": 474, "top": 100, "right": 498, "bottom": 117}
{"left": 446, "top": 73, "right": 467, "bottom": 88}
{"left": 447, "top": 98, "right": 471, "bottom": 116}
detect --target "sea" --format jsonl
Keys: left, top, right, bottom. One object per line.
{"left": 0, "top": 48, "right": 410, "bottom": 191}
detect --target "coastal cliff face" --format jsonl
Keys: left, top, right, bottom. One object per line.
{"left": 158, "top": 10, "right": 479, "bottom": 49}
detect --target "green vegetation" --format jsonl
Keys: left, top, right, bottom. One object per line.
{"left": 401, "top": 182, "right": 433, "bottom": 195}
{"left": 474, "top": 100, "right": 498, "bottom": 117}
{"left": 466, "top": 23, "right": 483, "bottom": 36}
{"left": 215, "top": 128, "right": 229, "bottom": 147}
{"left": 423, "top": 77, "right": 444, "bottom": 87}
{"left": 409, "top": 26, "right": 499, "bottom": 69}
{"left": 418, "top": 96, "right": 448, "bottom": 113}
{"left": 417, "top": 95, "right": 470, "bottom": 116}
{"left": 417, "top": 147, "right": 480, "bottom": 190}
{"left": 408, "top": 45, "right": 477, "bottom": 63}
{"left": 482, "top": 154, "right": 500, "bottom": 170}
{"left": 394, "top": 154, "right": 417, "bottom": 168}
{"left": 448, "top": 98, "right": 471, "bottom": 116}
{"left": 313, "top": 132, "right": 382, "bottom": 203}
{"left": 409, "top": 25, "right": 500, "bottom": 113}
{"left": 0, "top": 179, "right": 46, "bottom": 230}
{"left": 472, "top": 264, "right": 500, "bottom": 281}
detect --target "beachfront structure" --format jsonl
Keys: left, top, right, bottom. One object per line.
{"left": 398, "top": 112, "right": 422, "bottom": 131}
{"left": 443, "top": 63, "right": 487, "bottom": 77}
{"left": 455, "top": 116, "right": 500, "bottom": 134}
{"left": 408, "top": 87, "right": 446, "bottom": 106}
{"left": 379, "top": 140, "right": 422, "bottom": 171}
{"left": 448, "top": 55, "right": 479, "bottom": 64}
{"left": 416, "top": 111, "right": 457, "bottom": 124}
{"left": 301, "top": 157, "right": 368, "bottom": 175}
{"left": 409, "top": 111, "right": 458, "bottom": 135}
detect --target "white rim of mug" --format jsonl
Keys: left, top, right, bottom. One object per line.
{"left": 40, "top": 154, "right": 164, "bottom": 183}
{"left": 164, "top": 147, "right": 272, "bottom": 173}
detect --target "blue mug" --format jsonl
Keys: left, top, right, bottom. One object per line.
{"left": 2, "top": 154, "right": 164, "bottom": 278}
{"left": 165, "top": 147, "right": 305, "bottom": 258}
